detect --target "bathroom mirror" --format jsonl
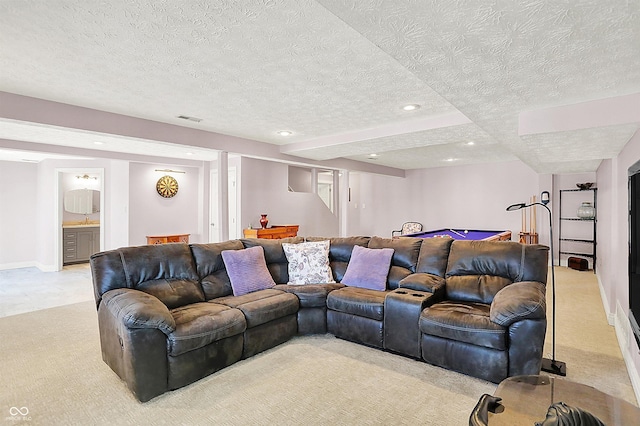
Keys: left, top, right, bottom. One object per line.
{"left": 64, "top": 189, "right": 100, "bottom": 214}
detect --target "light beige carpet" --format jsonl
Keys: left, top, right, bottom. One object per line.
{"left": 543, "top": 267, "right": 636, "bottom": 403}
{"left": 0, "top": 301, "right": 494, "bottom": 425}
{"left": 0, "top": 267, "right": 636, "bottom": 425}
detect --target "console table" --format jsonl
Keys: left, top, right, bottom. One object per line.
{"left": 243, "top": 225, "right": 299, "bottom": 239}
{"left": 146, "top": 234, "right": 190, "bottom": 244}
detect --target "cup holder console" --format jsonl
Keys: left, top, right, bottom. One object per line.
{"left": 383, "top": 288, "right": 435, "bottom": 358}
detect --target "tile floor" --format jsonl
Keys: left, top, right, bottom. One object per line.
{"left": 0, "top": 263, "right": 94, "bottom": 318}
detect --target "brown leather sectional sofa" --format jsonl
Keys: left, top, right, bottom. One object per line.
{"left": 90, "top": 236, "right": 549, "bottom": 402}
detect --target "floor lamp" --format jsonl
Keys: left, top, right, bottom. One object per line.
{"left": 506, "top": 191, "right": 567, "bottom": 376}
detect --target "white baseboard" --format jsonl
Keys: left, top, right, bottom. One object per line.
{"left": 34, "top": 262, "right": 58, "bottom": 272}
{"left": 596, "top": 272, "right": 615, "bottom": 325}
{"left": 614, "top": 301, "right": 640, "bottom": 404}
{"left": 0, "top": 261, "right": 37, "bottom": 271}
{"left": 0, "top": 261, "right": 58, "bottom": 272}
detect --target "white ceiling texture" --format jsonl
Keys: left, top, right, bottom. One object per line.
{"left": 0, "top": 1, "right": 639, "bottom": 173}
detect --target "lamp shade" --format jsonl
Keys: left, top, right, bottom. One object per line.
{"left": 506, "top": 203, "right": 526, "bottom": 211}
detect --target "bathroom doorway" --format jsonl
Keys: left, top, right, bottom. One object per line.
{"left": 55, "top": 168, "right": 105, "bottom": 271}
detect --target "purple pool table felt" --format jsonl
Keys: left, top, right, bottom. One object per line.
{"left": 406, "top": 228, "right": 509, "bottom": 240}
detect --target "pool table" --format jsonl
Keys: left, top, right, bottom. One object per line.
{"left": 405, "top": 228, "right": 512, "bottom": 241}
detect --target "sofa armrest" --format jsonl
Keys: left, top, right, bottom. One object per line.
{"left": 398, "top": 273, "right": 444, "bottom": 293}
{"left": 490, "top": 281, "right": 546, "bottom": 327}
{"left": 101, "top": 288, "right": 176, "bottom": 335}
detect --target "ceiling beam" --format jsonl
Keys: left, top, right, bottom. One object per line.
{"left": 0, "top": 92, "right": 406, "bottom": 177}
{"left": 519, "top": 93, "right": 640, "bottom": 136}
{"left": 280, "top": 111, "right": 471, "bottom": 158}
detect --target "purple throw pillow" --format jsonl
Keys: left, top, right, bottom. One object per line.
{"left": 341, "top": 245, "right": 394, "bottom": 291}
{"left": 221, "top": 246, "right": 276, "bottom": 296}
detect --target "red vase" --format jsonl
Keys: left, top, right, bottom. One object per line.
{"left": 259, "top": 214, "right": 269, "bottom": 229}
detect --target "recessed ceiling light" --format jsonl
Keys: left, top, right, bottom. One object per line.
{"left": 186, "top": 152, "right": 193, "bottom": 156}
{"left": 445, "top": 158, "right": 456, "bottom": 162}
{"left": 402, "top": 104, "right": 421, "bottom": 111}
{"left": 278, "top": 130, "right": 293, "bottom": 136}
{"left": 467, "top": 141, "right": 475, "bottom": 146}
{"left": 94, "top": 141, "right": 104, "bottom": 145}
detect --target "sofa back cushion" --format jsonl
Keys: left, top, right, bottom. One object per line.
{"left": 368, "top": 236, "right": 423, "bottom": 290}
{"left": 445, "top": 241, "right": 549, "bottom": 304}
{"left": 90, "top": 249, "right": 128, "bottom": 307}
{"left": 306, "top": 236, "right": 370, "bottom": 282}
{"left": 190, "top": 240, "right": 244, "bottom": 299}
{"left": 415, "top": 237, "right": 454, "bottom": 277}
{"left": 241, "top": 237, "right": 303, "bottom": 283}
{"left": 118, "top": 244, "right": 204, "bottom": 309}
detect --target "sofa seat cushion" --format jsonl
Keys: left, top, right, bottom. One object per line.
{"left": 419, "top": 301, "right": 506, "bottom": 350}
{"left": 167, "top": 302, "right": 246, "bottom": 356}
{"left": 212, "top": 289, "right": 299, "bottom": 328}
{"left": 274, "top": 283, "right": 345, "bottom": 308}
{"left": 326, "top": 287, "right": 387, "bottom": 321}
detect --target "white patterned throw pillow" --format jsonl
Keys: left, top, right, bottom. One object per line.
{"left": 282, "top": 240, "right": 335, "bottom": 285}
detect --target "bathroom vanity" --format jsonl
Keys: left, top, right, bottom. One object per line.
{"left": 63, "top": 225, "right": 100, "bottom": 265}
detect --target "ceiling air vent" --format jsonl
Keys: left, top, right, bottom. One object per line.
{"left": 176, "top": 115, "right": 202, "bottom": 123}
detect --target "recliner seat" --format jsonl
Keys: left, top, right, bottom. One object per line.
{"left": 419, "top": 241, "right": 548, "bottom": 382}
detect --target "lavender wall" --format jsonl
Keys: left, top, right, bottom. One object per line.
{"left": 240, "top": 157, "right": 338, "bottom": 237}
{"left": 0, "top": 161, "right": 38, "bottom": 268}
{"left": 346, "top": 172, "right": 411, "bottom": 237}
{"left": 288, "top": 166, "right": 313, "bottom": 193}
{"left": 128, "top": 163, "right": 203, "bottom": 246}
{"left": 344, "top": 160, "right": 549, "bottom": 243}
{"left": 404, "top": 161, "right": 544, "bottom": 241}
{"left": 596, "top": 130, "right": 640, "bottom": 394}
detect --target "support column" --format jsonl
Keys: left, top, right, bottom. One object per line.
{"left": 311, "top": 168, "right": 318, "bottom": 194}
{"left": 218, "top": 152, "right": 229, "bottom": 242}
{"left": 332, "top": 170, "right": 340, "bottom": 216}
{"left": 339, "top": 170, "right": 349, "bottom": 237}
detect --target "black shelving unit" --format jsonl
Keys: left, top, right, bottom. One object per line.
{"left": 559, "top": 188, "right": 597, "bottom": 272}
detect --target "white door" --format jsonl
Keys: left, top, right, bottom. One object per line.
{"left": 228, "top": 167, "right": 238, "bottom": 240}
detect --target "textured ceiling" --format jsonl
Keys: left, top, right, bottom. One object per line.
{"left": 0, "top": 0, "right": 638, "bottom": 172}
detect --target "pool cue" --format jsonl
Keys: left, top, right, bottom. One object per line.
{"left": 519, "top": 205, "right": 526, "bottom": 243}
{"left": 449, "top": 229, "right": 466, "bottom": 238}
{"left": 529, "top": 196, "right": 533, "bottom": 239}
{"left": 532, "top": 195, "right": 537, "bottom": 237}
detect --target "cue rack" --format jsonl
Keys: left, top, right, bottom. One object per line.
{"left": 519, "top": 195, "right": 539, "bottom": 244}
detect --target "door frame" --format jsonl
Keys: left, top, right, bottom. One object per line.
{"left": 55, "top": 167, "right": 105, "bottom": 271}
